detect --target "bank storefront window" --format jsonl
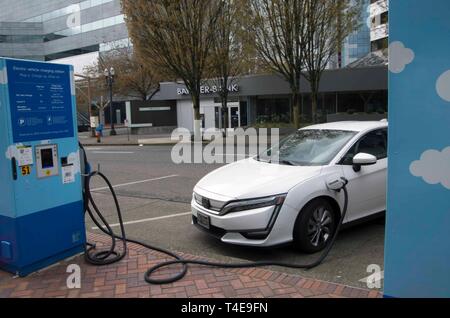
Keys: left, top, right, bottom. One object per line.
{"left": 240, "top": 101, "right": 248, "bottom": 127}
{"left": 256, "top": 98, "right": 290, "bottom": 124}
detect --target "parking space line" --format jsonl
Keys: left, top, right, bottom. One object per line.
{"left": 91, "top": 174, "right": 179, "bottom": 191}
{"left": 91, "top": 151, "right": 135, "bottom": 154}
{"left": 91, "top": 212, "right": 192, "bottom": 230}
{"left": 214, "top": 154, "right": 249, "bottom": 157}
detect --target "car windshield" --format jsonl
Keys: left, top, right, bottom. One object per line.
{"left": 257, "top": 129, "right": 357, "bottom": 166}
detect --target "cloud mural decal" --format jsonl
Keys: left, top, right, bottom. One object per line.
{"left": 436, "top": 70, "right": 450, "bottom": 102}
{"left": 67, "top": 150, "right": 81, "bottom": 175}
{"left": 5, "top": 144, "right": 24, "bottom": 160}
{"left": 0, "top": 67, "right": 7, "bottom": 85}
{"left": 410, "top": 147, "right": 450, "bottom": 190}
{"left": 389, "top": 41, "right": 415, "bottom": 74}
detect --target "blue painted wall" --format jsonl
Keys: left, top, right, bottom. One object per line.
{"left": 385, "top": 0, "right": 450, "bottom": 297}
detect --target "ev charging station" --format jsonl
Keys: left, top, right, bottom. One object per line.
{"left": 0, "top": 2, "right": 449, "bottom": 298}
{"left": 0, "top": 58, "right": 86, "bottom": 276}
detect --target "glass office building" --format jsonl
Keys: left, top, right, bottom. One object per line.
{"left": 0, "top": 0, "right": 128, "bottom": 61}
{"left": 341, "top": 0, "right": 371, "bottom": 67}
{"left": 370, "top": 0, "right": 389, "bottom": 52}
{"left": 1, "top": 0, "right": 379, "bottom": 65}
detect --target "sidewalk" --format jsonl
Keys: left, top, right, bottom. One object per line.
{"left": 0, "top": 233, "right": 382, "bottom": 298}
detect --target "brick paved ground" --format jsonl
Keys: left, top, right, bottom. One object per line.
{"left": 0, "top": 233, "right": 382, "bottom": 298}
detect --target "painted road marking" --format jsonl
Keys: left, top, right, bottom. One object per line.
{"left": 85, "top": 147, "right": 104, "bottom": 151}
{"left": 91, "top": 151, "right": 135, "bottom": 154}
{"left": 91, "top": 174, "right": 179, "bottom": 191}
{"left": 91, "top": 212, "right": 192, "bottom": 230}
{"left": 215, "top": 154, "right": 250, "bottom": 157}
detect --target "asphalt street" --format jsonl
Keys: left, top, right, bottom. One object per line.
{"left": 83, "top": 145, "right": 385, "bottom": 290}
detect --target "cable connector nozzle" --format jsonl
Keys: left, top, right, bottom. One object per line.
{"left": 327, "top": 177, "right": 349, "bottom": 192}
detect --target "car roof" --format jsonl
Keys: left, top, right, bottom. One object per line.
{"left": 300, "top": 121, "right": 388, "bottom": 132}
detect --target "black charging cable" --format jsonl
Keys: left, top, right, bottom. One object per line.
{"left": 80, "top": 143, "right": 349, "bottom": 285}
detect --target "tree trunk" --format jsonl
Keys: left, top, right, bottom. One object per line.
{"left": 292, "top": 91, "right": 301, "bottom": 129}
{"left": 192, "top": 94, "right": 202, "bottom": 139}
{"left": 222, "top": 105, "right": 229, "bottom": 130}
{"left": 310, "top": 79, "right": 319, "bottom": 124}
{"left": 311, "top": 91, "right": 318, "bottom": 124}
{"left": 222, "top": 95, "right": 229, "bottom": 137}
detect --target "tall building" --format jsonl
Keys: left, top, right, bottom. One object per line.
{"left": 341, "top": 0, "right": 371, "bottom": 67}
{"left": 1, "top": 0, "right": 387, "bottom": 65}
{"left": 369, "top": 0, "right": 389, "bottom": 51}
{"left": 0, "top": 0, "right": 128, "bottom": 61}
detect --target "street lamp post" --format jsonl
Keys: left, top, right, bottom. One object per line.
{"left": 104, "top": 67, "right": 116, "bottom": 136}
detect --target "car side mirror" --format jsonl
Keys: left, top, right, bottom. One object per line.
{"left": 352, "top": 153, "right": 378, "bottom": 172}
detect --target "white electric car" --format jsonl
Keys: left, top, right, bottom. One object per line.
{"left": 192, "top": 121, "right": 388, "bottom": 253}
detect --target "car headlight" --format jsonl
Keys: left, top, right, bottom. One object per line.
{"left": 220, "top": 194, "right": 287, "bottom": 215}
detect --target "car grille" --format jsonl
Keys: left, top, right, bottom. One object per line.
{"left": 193, "top": 193, "right": 225, "bottom": 212}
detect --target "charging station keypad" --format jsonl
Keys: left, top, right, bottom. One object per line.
{"left": 35, "top": 144, "right": 59, "bottom": 179}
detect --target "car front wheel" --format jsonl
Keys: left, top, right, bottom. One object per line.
{"left": 293, "top": 199, "right": 337, "bottom": 253}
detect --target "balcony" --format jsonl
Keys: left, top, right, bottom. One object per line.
{"left": 370, "top": 0, "right": 389, "bottom": 18}
{"left": 371, "top": 23, "right": 389, "bottom": 42}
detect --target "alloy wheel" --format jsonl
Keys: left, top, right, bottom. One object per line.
{"left": 307, "top": 206, "right": 333, "bottom": 247}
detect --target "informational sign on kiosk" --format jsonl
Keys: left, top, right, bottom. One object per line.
{"left": 6, "top": 59, "right": 74, "bottom": 143}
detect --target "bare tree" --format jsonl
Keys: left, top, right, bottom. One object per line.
{"left": 82, "top": 60, "right": 117, "bottom": 126}
{"left": 207, "top": 0, "right": 254, "bottom": 131}
{"left": 122, "top": 0, "right": 223, "bottom": 137}
{"left": 303, "top": 0, "right": 362, "bottom": 123}
{"left": 85, "top": 46, "right": 162, "bottom": 102}
{"left": 100, "top": 47, "right": 162, "bottom": 101}
{"left": 76, "top": 76, "right": 109, "bottom": 126}
{"left": 250, "top": 0, "right": 307, "bottom": 129}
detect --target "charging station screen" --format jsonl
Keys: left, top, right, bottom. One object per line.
{"left": 40, "top": 149, "right": 54, "bottom": 169}
{"left": 6, "top": 59, "right": 74, "bottom": 143}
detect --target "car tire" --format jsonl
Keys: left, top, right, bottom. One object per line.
{"left": 293, "top": 199, "right": 338, "bottom": 254}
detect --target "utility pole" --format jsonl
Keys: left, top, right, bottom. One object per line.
{"left": 104, "top": 67, "right": 117, "bottom": 136}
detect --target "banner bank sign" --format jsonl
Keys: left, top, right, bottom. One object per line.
{"left": 177, "top": 84, "right": 239, "bottom": 96}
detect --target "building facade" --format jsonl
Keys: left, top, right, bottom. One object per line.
{"left": 1, "top": 0, "right": 379, "bottom": 64}
{"left": 0, "top": 0, "right": 128, "bottom": 61}
{"left": 135, "top": 67, "right": 388, "bottom": 133}
{"left": 370, "top": 0, "right": 389, "bottom": 51}
{"left": 1, "top": 1, "right": 387, "bottom": 132}
{"left": 340, "top": 0, "right": 371, "bottom": 67}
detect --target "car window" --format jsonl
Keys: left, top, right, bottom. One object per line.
{"left": 340, "top": 129, "right": 388, "bottom": 165}
{"left": 259, "top": 129, "right": 358, "bottom": 166}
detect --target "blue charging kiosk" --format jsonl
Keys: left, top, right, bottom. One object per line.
{"left": 385, "top": 0, "right": 450, "bottom": 297}
{"left": 0, "top": 58, "right": 86, "bottom": 276}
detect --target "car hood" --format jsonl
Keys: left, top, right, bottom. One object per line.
{"left": 195, "top": 158, "right": 323, "bottom": 200}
